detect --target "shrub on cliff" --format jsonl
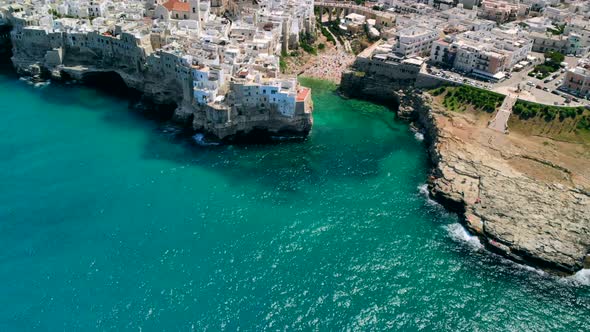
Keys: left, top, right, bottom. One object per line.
{"left": 441, "top": 86, "right": 504, "bottom": 113}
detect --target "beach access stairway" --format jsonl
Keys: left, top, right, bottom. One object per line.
{"left": 488, "top": 94, "right": 517, "bottom": 134}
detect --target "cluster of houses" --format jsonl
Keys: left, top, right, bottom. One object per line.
{"left": 348, "top": 0, "right": 590, "bottom": 97}
{"left": 0, "top": 0, "right": 315, "bottom": 137}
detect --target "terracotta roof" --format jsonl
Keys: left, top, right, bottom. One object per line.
{"left": 163, "top": 0, "right": 190, "bottom": 13}
{"left": 297, "top": 88, "right": 310, "bottom": 102}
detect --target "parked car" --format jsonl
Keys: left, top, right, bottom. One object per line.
{"left": 543, "top": 87, "right": 550, "bottom": 92}
{"left": 536, "top": 84, "right": 543, "bottom": 89}
{"left": 526, "top": 81, "right": 534, "bottom": 86}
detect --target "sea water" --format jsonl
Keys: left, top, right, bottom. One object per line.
{"left": 0, "top": 71, "right": 588, "bottom": 330}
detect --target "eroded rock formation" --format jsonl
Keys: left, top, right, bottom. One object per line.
{"left": 341, "top": 74, "right": 590, "bottom": 274}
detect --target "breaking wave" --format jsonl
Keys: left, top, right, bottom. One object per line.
{"left": 568, "top": 269, "right": 590, "bottom": 286}
{"left": 446, "top": 223, "right": 483, "bottom": 249}
{"left": 19, "top": 76, "right": 50, "bottom": 88}
{"left": 414, "top": 132, "right": 424, "bottom": 141}
{"left": 192, "top": 133, "right": 221, "bottom": 146}
{"left": 417, "top": 183, "right": 440, "bottom": 208}
{"left": 34, "top": 81, "right": 50, "bottom": 88}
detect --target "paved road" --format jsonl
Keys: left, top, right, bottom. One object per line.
{"left": 492, "top": 54, "right": 586, "bottom": 107}
{"left": 488, "top": 94, "right": 517, "bottom": 133}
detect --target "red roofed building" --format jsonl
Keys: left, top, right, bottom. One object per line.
{"left": 155, "top": 0, "right": 191, "bottom": 21}
{"left": 163, "top": 0, "right": 189, "bottom": 13}
{"left": 296, "top": 87, "right": 310, "bottom": 103}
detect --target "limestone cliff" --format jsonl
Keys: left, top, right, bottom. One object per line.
{"left": 341, "top": 73, "right": 590, "bottom": 275}
{"left": 8, "top": 30, "right": 312, "bottom": 141}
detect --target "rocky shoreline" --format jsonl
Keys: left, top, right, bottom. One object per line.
{"left": 7, "top": 57, "right": 312, "bottom": 144}
{"left": 340, "top": 79, "right": 590, "bottom": 275}
{"left": 5, "top": 43, "right": 589, "bottom": 273}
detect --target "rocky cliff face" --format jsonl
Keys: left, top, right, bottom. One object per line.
{"left": 9, "top": 39, "right": 312, "bottom": 141}
{"left": 340, "top": 70, "right": 401, "bottom": 107}
{"left": 341, "top": 74, "right": 590, "bottom": 274}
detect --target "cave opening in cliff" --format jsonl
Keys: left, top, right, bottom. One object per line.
{"left": 0, "top": 29, "right": 15, "bottom": 77}
{"left": 82, "top": 71, "right": 138, "bottom": 99}
{"left": 81, "top": 71, "right": 176, "bottom": 122}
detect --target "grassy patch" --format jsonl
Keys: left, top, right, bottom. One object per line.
{"left": 431, "top": 86, "right": 505, "bottom": 113}
{"left": 510, "top": 100, "right": 590, "bottom": 144}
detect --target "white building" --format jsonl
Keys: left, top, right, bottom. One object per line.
{"left": 393, "top": 26, "right": 439, "bottom": 57}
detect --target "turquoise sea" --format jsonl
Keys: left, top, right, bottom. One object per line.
{"left": 0, "top": 67, "right": 589, "bottom": 330}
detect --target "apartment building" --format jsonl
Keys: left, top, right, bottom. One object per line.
{"left": 479, "top": 0, "right": 530, "bottom": 24}
{"left": 563, "top": 60, "right": 590, "bottom": 96}
{"left": 430, "top": 29, "right": 531, "bottom": 80}
{"left": 393, "top": 25, "right": 439, "bottom": 57}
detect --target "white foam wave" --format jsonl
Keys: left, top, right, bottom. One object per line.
{"left": 502, "top": 258, "right": 548, "bottom": 277}
{"left": 414, "top": 132, "right": 424, "bottom": 141}
{"left": 34, "top": 81, "right": 50, "bottom": 88}
{"left": 417, "top": 184, "right": 441, "bottom": 207}
{"left": 418, "top": 183, "right": 428, "bottom": 196}
{"left": 19, "top": 76, "right": 50, "bottom": 88}
{"left": 568, "top": 269, "right": 590, "bottom": 286}
{"left": 192, "top": 133, "right": 221, "bottom": 146}
{"left": 446, "top": 223, "right": 483, "bottom": 249}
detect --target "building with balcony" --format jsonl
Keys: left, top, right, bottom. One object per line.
{"left": 563, "top": 60, "right": 590, "bottom": 97}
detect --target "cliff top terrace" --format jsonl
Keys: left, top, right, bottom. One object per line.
{"left": 296, "top": 87, "right": 311, "bottom": 102}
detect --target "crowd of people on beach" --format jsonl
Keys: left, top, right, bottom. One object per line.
{"left": 301, "top": 47, "right": 356, "bottom": 83}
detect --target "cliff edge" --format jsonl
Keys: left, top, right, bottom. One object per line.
{"left": 420, "top": 93, "right": 590, "bottom": 274}
{"left": 341, "top": 73, "right": 590, "bottom": 274}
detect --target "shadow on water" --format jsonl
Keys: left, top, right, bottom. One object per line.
{"left": 137, "top": 82, "right": 419, "bottom": 191}
{"left": 0, "top": 57, "right": 422, "bottom": 193}
{"left": 35, "top": 71, "right": 176, "bottom": 123}
{"left": 136, "top": 114, "right": 421, "bottom": 193}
